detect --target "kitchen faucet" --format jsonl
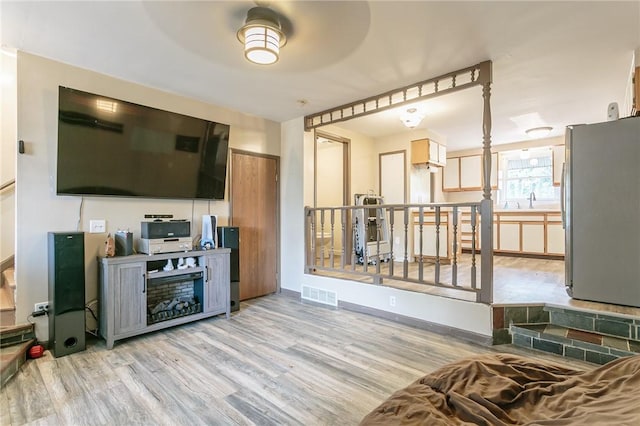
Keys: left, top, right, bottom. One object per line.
{"left": 529, "top": 191, "right": 536, "bottom": 208}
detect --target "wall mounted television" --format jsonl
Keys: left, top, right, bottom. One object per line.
{"left": 56, "top": 86, "right": 230, "bottom": 200}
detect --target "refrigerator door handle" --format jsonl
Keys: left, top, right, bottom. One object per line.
{"left": 560, "top": 162, "right": 566, "bottom": 229}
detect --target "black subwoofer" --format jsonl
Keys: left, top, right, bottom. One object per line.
{"left": 217, "top": 226, "right": 240, "bottom": 312}
{"left": 48, "top": 232, "right": 86, "bottom": 357}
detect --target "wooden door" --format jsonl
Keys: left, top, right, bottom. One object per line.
{"left": 230, "top": 150, "right": 279, "bottom": 300}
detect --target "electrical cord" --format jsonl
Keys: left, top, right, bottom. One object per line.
{"left": 76, "top": 196, "right": 85, "bottom": 231}
{"left": 85, "top": 301, "right": 99, "bottom": 336}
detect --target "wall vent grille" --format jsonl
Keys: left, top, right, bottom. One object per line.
{"left": 301, "top": 285, "right": 338, "bottom": 307}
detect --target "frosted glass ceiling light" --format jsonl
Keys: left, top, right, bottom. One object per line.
{"left": 237, "top": 7, "right": 287, "bottom": 65}
{"left": 525, "top": 126, "right": 552, "bottom": 138}
{"left": 400, "top": 108, "right": 424, "bottom": 128}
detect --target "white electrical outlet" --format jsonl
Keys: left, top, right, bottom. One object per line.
{"left": 89, "top": 219, "right": 106, "bottom": 233}
{"left": 34, "top": 302, "right": 48, "bottom": 313}
{"left": 389, "top": 296, "right": 396, "bottom": 307}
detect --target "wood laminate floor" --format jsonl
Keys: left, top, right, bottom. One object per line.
{"left": 313, "top": 254, "right": 640, "bottom": 317}
{"left": 0, "top": 294, "right": 594, "bottom": 426}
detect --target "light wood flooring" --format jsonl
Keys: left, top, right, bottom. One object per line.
{"left": 0, "top": 294, "right": 595, "bottom": 426}
{"left": 313, "top": 254, "right": 640, "bottom": 317}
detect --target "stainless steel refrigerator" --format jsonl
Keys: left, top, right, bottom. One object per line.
{"left": 564, "top": 117, "right": 640, "bottom": 307}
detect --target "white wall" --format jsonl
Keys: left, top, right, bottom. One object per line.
{"left": 280, "top": 118, "right": 306, "bottom": 294}
{"left": 16, "top": 52, "right": 280, "bottom": 340}
{"left": 1, "top": 50, "right": 17, "bottom": 263}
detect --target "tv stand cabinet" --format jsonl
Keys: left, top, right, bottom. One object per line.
{"left": 99, "top": 249, "right": 230, "bottom": 349}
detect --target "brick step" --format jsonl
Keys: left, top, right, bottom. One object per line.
{"left": 546, "top": 306, "right": 640, "bottom": 343}
{"left": 511, "top": 323, "right": 639, "bottom": 365}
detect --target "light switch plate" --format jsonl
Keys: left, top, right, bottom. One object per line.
{"left": 89, "top": 219, "right": 106, "bottom": 233}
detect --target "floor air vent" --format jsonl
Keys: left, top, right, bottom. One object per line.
{"left": 301, "top": 286, "right": 338, "bottom": 307}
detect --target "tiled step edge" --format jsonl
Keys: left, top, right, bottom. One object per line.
{"left": 492, "top": 304, "right": 549, "bottom": 345}
{"left": 0, "top": 339, "right": 35, "bottom": 388}
{"left": 511, "top": 323, "right": 637, "bottom": 365}
{"left": 546, "top": 306, "right": 640, "bottom": 342}
{"left": 0, "top": 324, "right": 36, "bottom": 349}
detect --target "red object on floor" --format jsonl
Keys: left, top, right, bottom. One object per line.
{"left": 28, "top": 344, "right": 44, "bottom": 359}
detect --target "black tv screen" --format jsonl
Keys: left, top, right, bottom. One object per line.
{"left": 56, "top": 86, "right": 230, "bottom": 200}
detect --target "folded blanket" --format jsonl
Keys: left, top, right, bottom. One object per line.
{"left": 360, "top": 353, "right": 640, "bottom": 425}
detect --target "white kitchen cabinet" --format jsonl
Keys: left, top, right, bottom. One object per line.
{"left": 412, "top": 211, "right": 460, "bottom": 262}
{"left": 499, "top": 223, "right": 520, "bottom": 252}
{"left": 494, "top": 211, "right": 564, "bottom": 257}
{"left": 413, "top": 223, "right": 448, "bottom": 258}
{"left": 460, "top": 155, "right": 482, "bottom": 189}
{"left": 552, "top": 145, "right": 564, "bottom": 186}
{"left": 444, "top": 153, "right": 496, "bottom": 192}
{"left": 443, "top": 157, "right": 460, "bottom": 191}
{"left": 522, "top": 223, "right": 545, "bottom": 253}
{"left": 547, "top": 223, "right": 565, "bottom": 255}
{"left": 438, "top": 145, "right": 447, "bottom": 165}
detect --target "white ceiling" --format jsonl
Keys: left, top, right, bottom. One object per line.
{"left": 2, "top": 1, "right": 639, "bottom": 151}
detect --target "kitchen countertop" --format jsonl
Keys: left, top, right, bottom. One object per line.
{"left": 494, "top": 209, "right": 561, "bottom": 213}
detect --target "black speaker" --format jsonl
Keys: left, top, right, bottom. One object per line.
{"left": 217, "top": 226, "right": 239, "bottom": 312}
{"left": 48, "top": 232, "right": 86, "bottom": 357}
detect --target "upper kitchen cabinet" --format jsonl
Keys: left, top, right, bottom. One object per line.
{"left": 443, "top": 152, "right": 498, "bottom": 192}
{"left": 552, "top": 145, "right": 564, "bottom": 186}
{"left": 411, "top": 138, "right": 446, "bottom": 167}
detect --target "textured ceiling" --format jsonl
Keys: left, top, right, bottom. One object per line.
{"left": 2, "top": 1, "right": 639, "bottom": 150}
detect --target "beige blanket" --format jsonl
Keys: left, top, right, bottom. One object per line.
{"left": 360, "top": 353, "right": 640, "bottom": 425}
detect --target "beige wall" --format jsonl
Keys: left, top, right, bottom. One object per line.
{"left": 319, "top": 124, "right": 376, "bottom": 198}
{"left": 16, "top": 52, "right": 280, "bottom": 340}
{"left": 1, "top": 51, "right": 17, "bottom": 263}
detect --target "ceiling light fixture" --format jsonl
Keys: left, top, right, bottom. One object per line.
{"left": 400, "top": 108, "right": 424, "bottom": 128}
{"left": 525, "top": 126, "right": 552, "bottom": 138}
{"left": 237, "top": 6, "right": 287, "bottom": 65}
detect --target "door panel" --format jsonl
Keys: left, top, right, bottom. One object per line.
{"left": 231, "top": 151, "right": 279, "bottom": 300}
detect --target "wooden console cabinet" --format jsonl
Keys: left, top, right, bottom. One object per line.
{"left": 99, "top": 249, "right": 230, "bottom": 349}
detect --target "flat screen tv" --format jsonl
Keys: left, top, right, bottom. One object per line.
{"left": 57, "top": 86, "right": 230, "bottom": 200}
